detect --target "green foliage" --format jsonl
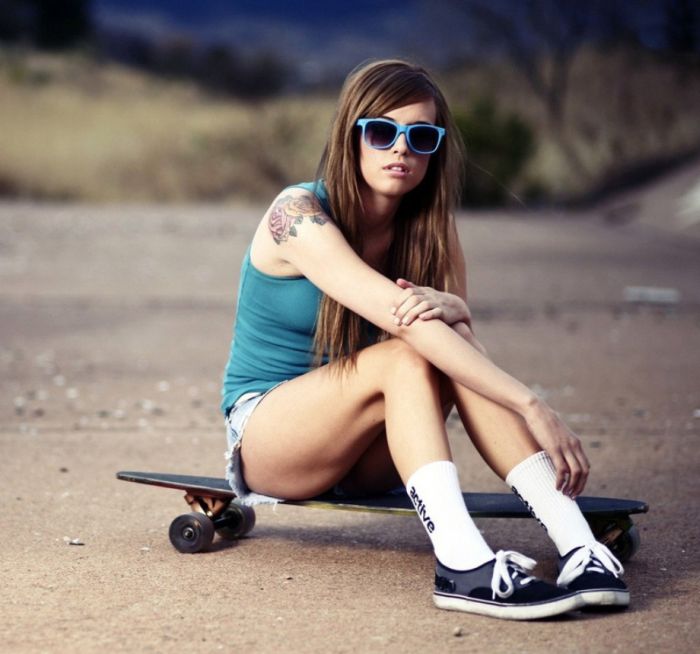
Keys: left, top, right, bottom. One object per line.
{"left": 454, "top": 98, "right": 535, "bottom": 206}
{"left": 0, "top": 1, "right": 92, "bottom": 50}
{"left": 137, "top": 40, "right": 290, "bottom": 100}
{"left": 34, "top": 0, "right": 92, "bottom": 50}
{"left": 1, "top": 50, "right": 51, "bottom": 85}
{"left": 664, "top": 0, "right": 700, "bottom": 55}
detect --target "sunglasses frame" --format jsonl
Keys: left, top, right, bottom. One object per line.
{"left": 356, "top": 118, "right": 446, "bottom": 155}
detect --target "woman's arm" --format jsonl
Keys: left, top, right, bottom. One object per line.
{"left": 263, "top": 190, "right": 586, "bottom": 489}
{"left": 386, "top": 223, "right": 587, "bottom": 493}
{"left": 386, "top": 224, "right": 582, "bottom": 475}
{"left": 391, "top": 220, "right": 472, "bottom": 328}
{"left": 392, "top": 278, "right": 472, "bottom": 326}
{"left": 262, "top": 190, "right": 534, "bottom": 412}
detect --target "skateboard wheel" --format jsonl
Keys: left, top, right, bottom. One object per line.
{"left": 588, "top": 516, "right": 640, "bottom": 563}
{"left": 169, "top": 512, "right": 215, "bottom": 553}
{"left": 216, "top": 502, "right": 256, "bottom": 540}
{"left": 608, "top": 524, "right": 641, "bottom": 563}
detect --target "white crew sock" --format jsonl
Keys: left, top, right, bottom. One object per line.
{"left": 406, "top": 460, "right": 494, "bottom": 570}
{"left": 505, "top": 451, "right": 596, "bottom": 556}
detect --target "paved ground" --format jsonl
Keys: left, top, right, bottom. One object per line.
{"left": 1, "top": 199, "right": 699, "bottom": 653}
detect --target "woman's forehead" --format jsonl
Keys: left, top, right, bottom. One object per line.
{"left": 377, "top": 99, "right": 437, "bottom": 124}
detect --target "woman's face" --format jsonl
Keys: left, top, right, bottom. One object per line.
{"left": 357, "top": 98, "right": 437, "bottom": 200}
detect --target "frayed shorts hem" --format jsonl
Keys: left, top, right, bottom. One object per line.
{"left": 224, "top": 384, "right": 285, "bottom": 506}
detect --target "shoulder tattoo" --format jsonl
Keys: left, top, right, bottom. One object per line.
{"left": 268, "top": 194, "right": 327, "bottom": 244}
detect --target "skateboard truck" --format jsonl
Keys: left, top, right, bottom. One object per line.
{"left": 164, "top": 489, "right": 257, "bottom": 553}
{"left": 184, "top": 492, "right": 228, "bottom": 518}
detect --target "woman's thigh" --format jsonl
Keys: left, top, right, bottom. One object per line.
{"left": 240, "top": 338, "right": 434, "bottom": 499}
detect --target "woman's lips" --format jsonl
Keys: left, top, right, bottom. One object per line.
{"left": 383, "top": 163, "right": 409, "bottom": 176}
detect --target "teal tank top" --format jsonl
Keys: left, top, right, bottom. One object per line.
{"left": 220, "top": 181, "right": 329, "bottom": 414}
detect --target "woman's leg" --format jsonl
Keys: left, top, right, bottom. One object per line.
{"left": 242, "top": 336, "right": 584, "bottom": 618}
{"left": 240, "top": 337, "right": 450, "bottom": 499}
{"left": 334, "top": 431, "right": 400, "bottom": 496}
{"left": 451, "top": 382, "right": 540, "bottom": 479}
{"left": 444, "top": 327, "right": 540, "bottom": 479}
{"left": 242, "top": 336, "right": 496, "bottom": 572}
{"left": 451, "top": 380, "right": 600, "bottom": 552}
{"left": 449, "top": 328, "right": 628, "bottom": 608}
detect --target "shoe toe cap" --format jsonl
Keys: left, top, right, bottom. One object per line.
{"left": 567, "top": 571, "right": 627, "bottom": 593}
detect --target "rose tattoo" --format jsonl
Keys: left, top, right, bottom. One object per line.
{"left": 268, "top": 194, "right": 326, "bottom": 244}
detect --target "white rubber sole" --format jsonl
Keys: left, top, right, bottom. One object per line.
{"left": 578, "top": 589, "right": 630, "bottom": 607}
{"left": 433, "top": 591, "right": 583, "bottom": 620}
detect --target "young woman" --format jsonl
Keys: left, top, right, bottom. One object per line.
{"left": 221, "top": 59, "right": 627, "bottom": 620}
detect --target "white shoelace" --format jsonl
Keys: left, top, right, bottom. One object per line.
{"left": 556, "top": 542, "right": 624, "bottom": 587}
{"left": 491, "top": 550, "right": 537, "bottom": 599}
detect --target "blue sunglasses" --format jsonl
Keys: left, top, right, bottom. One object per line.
{"left": 356, "top": 118, "right": 445, "bottom": 155}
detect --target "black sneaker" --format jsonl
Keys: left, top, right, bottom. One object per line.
{"left": 557, "top": 542, "right": 629, "bottom": 608}
{"left": 433, "top": 550, "right": 582, "bottom": 620}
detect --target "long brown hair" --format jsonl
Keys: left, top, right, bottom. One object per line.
{"left": 314, "top": 59, "right": 465, "bottom": 367}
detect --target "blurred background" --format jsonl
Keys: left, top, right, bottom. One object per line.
{"left": 1, "top": 0, "right": 699, "bottom": 208}
{"left": 2, "top": 9, "right": 700, "bottom": 647}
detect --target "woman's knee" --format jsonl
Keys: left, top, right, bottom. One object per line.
{"left": 379, "top": 338, "right": 440, "bottom": 386}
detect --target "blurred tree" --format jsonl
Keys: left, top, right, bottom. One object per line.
{"left": 155, "top": 35, "right": 196, "bottom": 78}
{"left": 450, "top": 0, "right": 602, "bottom": 129}
{"left": 0, "top": 0, "right": 92, "bottom": 49}
{"left": 33, "top": 0, "right": 92, "bottom": 50}
{"left": 235, "top": 52, "right": 289, "bottom": 99}
{"left": 455, "top": 98, "right": 535, "bottom": 206}
{"left": 196, "top": 44, "right": 289, "bottom": 99}
{"left": 198, "top": 44, "right": 240, "bottom": 93}
{"left": 447, "top": 0, "right": 635, "bottom": 181}
{"left": 662, "top": 0, "right": 700, "bottom": 55}
{"left": 0, "top": 0, "right": 35, "bottom": 42}
{"left": 113, "top": 33, "right": 157, "bottom": 69}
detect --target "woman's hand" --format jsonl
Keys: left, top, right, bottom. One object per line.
{"left": 522, "top": 398, "right": 590, "bottom": 497}
{"left": 392, "top": 278, "right": 471, "bottom": 326}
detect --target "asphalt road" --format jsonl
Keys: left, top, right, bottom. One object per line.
{"left": 1, "top": 201, "right": 698, "bottom": 653}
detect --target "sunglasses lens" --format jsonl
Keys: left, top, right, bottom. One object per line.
{"left": 364, "top": 120, "right": 398, "bottom": 149}
{"left": 408, "top": 125, "right": 440, "bottom": 153}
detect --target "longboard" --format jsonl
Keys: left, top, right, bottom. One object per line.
{"left": 116, "top": 470, "right": 648, "bottom": 559}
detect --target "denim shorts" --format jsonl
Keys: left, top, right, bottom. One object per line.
{"left": 224, "top": 386, "right": 284, "bottom": 506}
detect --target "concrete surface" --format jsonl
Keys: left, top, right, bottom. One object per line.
{"left": 1, "top": 200, "right": 699, "bottom": 653}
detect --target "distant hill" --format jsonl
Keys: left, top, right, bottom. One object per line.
{"left": 93, "top": 0, "right": 683, "bottom": 77}
{"left": 93, "top": 0, "right": 457, "bottom": 77}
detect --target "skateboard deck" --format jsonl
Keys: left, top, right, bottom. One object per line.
{"left": 117, "top": 470, "right": 648, "bottom": 559}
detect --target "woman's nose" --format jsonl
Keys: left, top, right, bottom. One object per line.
{"left": 392, "top": 133, "right": 409, "bottom": 154}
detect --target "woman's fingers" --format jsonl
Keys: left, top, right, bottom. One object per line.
{"left": 569, "top": 438, "right": 590, "bottom": 497}
{"left": 562, "top": 449, "right": 581, "bottom": 497}
{"left": 463, "top": 304, "right": 473, "bottom": 327}
{"left": 548, "top": 447, "right": 569, "bottom": 492}
{"left": 392, "top": 285, "right": 435, "bottom": 325}
{"left": 550, "top": 436, "right": 589, "bottom": 498}
{"left": 557, "top": 427, "right": 590, "bottom": 497}
{"left": 403, "top": 302, "right": 440, "bottom": 325}
{"left": 419, "top": 308, "right": 443, "bottom": 321}
{"left": 525, "top": 401, "right": 590, "bottom": 497}
{"left": 397, "top": 300, "right": 435, "bottom": 325}
{"left": 392, "top": 279, "right": 469, "bottom": 325}
{"left": 392, "top": 293, "right": 422, "bottom": 324}
{"left": 391, "top": 285, "right": 420, "bottom": 314}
